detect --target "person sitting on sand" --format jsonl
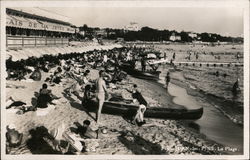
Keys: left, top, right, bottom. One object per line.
{"left": 78, "top": 120, "right": 97, "bottom": 139}
{"left": 29, "top": 67, "right": 42, "bottom": 81}
{"left": 54, "top": 73, "right": 62, "bottom": 84}
{"left": 36, "top": 83, "right": 59, "bottom": 108}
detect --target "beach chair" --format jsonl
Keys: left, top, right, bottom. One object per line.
{"left": 62, "top": 132, "right": 85, "bottom": 154}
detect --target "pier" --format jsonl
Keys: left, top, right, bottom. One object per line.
{"left": 170, "top": 61, "right": 243, "bottom": 67}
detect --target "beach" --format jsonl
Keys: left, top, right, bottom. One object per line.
{"left": 5, "top": 69, "right": 224, "bottom": 155}
{"left": 5, "top": 42, "right": 243, "bottom": 155}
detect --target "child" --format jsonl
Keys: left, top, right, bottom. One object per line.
{"left": 79, "top": 120, "right": 97, "bottom": 139}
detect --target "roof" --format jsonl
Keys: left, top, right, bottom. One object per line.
{"left": 6, "top": 14, "right": 75, "bottom": 33}
{"left": 7, "top": 7, "right": 71, "bottom": 26}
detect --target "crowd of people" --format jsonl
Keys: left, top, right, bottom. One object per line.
{"left": 6, "top": 46, "right": 158, "bottom": 151}
{"left": 5, "top": 43, "right": 242, "bottom": 154}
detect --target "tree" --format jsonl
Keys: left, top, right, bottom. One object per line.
{"left": 180, "top": 31, "right": 191, "bottom": 42}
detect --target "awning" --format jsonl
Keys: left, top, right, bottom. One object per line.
{"left": 6, "top": 43, "right": 123, "bottom": 61}
{"left": 6, "top": 15, "right": 75, "bottom": 33}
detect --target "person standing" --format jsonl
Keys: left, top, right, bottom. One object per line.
{"left": 131, "top": 84, "right": 147, "bottom": 126}
{"left": 125, "top": 84, "right": 147, "bottom": 126}
{"left": 165, "top": 72, "right": 170, "bottom": 88}
{"left": 172, "top": 52, "right": 176, "bottom": 60}
{"left": 141, "top": 56, "right": 146, "bottom": 72}
{"left": 95, "top": 70, "right": 107, "bottom": 125}
{"left": 232, "top": 78, "right": 240, "bottom": 96}
{"left": 164, "top": 52, "right": 167, "bottom": 60}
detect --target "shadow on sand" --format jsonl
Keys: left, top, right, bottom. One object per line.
{"left": 62, "top": 90, "right": 96, "bottom": 121}
{"left": 26, "top": 126, "right": 62, "bottom": 154}
{"left": 118, "top": 130, "right": 168, "bottom": 155}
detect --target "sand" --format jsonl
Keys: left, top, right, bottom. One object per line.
{"left": 5, "top": 61, "right": 226, "bottom": 155}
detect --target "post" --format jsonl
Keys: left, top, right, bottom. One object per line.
{"left": 6, "top": 36, "right": 8, "bottom": 48}
{"left": 22, "top": 37, "right": 24, "bottom": 47}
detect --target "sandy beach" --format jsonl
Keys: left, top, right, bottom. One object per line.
{"left": 5, "top": 48, "right": 229, "bottom": 155}
{"left": 2, "top": 3, "right": 248, "bottom": 160}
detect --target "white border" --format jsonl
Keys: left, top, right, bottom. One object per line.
{"left": 1, "top": 0, "right": 249, "bottom": 160}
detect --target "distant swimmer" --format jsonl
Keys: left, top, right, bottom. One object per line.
{"left": 165, "top": 72, "right": 170, "bottom": 88}
{"left": 223, "top": 73, "right": 228, "bottom": 78}
{"left": 172, "top": 52, "right": 176, "bottom": 60}
{"left": 232, "top": 78, "right": 240, "bottom": 96}
{"left": 236, "top": 52, "right": 240, "bottom": 60}
{"left": 215, "top": 71, "right": 219, "bottom": 77}
{"left": 196, "top": 53, "right": 199, "bottom": 60}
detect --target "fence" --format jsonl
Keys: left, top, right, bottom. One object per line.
{"left": 6, "top": 36, "right": 69, "bottom": 48}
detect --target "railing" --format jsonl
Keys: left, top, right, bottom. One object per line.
{"left": 6, "top": 36, "right": 69, "bottom": 48}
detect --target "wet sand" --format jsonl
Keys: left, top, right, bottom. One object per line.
{"left": 158, "top": 70, "right": 243, "bottom": 154}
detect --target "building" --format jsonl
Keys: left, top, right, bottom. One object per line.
{"left": 6, "top": 8, "right": 75, "bottom": 48}
{"left": 94, "top": 29, "right": 108, "bottom": 38}
{"left": 188, "top": 32, "right": 197, "bottom": 39}
{"left": 124, "top": 22, "right": 140, "bottom": 32}
{"left": 169, "top": 33, "right": 181, "bottom": 41}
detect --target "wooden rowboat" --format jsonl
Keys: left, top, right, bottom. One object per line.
{"left": 84, "top": 100, "right": 203, "bottom": 120}
{"left": 119, "top": 63, "right": 160, "bottom": 80}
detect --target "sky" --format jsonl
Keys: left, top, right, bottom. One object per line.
{"left": 41, "top": 7, "right": 243, "bottom": 37}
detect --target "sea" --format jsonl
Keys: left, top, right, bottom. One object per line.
{"left": 152, "top": 43, "right": 244, "bottom": 154}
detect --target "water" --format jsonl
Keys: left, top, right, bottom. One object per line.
{"left": 158, "top": 65, "right": 243, "bottom": 154}
{"left": 154, "top": 44, "right": 244, "bottom": 105}
{"left": 129, "top": 43, "right": 244, "bottom": 154}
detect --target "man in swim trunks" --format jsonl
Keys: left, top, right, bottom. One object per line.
{"left": 95, "top": 70, "right": 107, "bottom": 125}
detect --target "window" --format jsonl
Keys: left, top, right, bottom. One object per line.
{"left": 10, "top": 27, "right": 17, "bottom": 35}
{"left": 6, "top": 27, "right": 11, "bottom": 35}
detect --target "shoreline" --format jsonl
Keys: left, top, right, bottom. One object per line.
{"left": 170, "top": 71, "right": 243, "bottom": 126}
{"left": 165, "top": 71, "right": 243, "bottom": 154}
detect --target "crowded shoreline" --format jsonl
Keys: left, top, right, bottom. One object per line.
{"left": 4, "top": 40, "right": 243, "bottom": 155}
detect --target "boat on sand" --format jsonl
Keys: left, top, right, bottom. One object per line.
{"left": 119, "top": 63, "right": 160, "bottom": 80}
{"left": 84, "top": 99, "right": 203, "bottom": 120}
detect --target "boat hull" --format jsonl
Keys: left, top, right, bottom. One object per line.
{"left": 84, "top": 100, "right": 203, "bottom": 120}
{"left": 119, "top": 64, "right": 160, "bottom": 80}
